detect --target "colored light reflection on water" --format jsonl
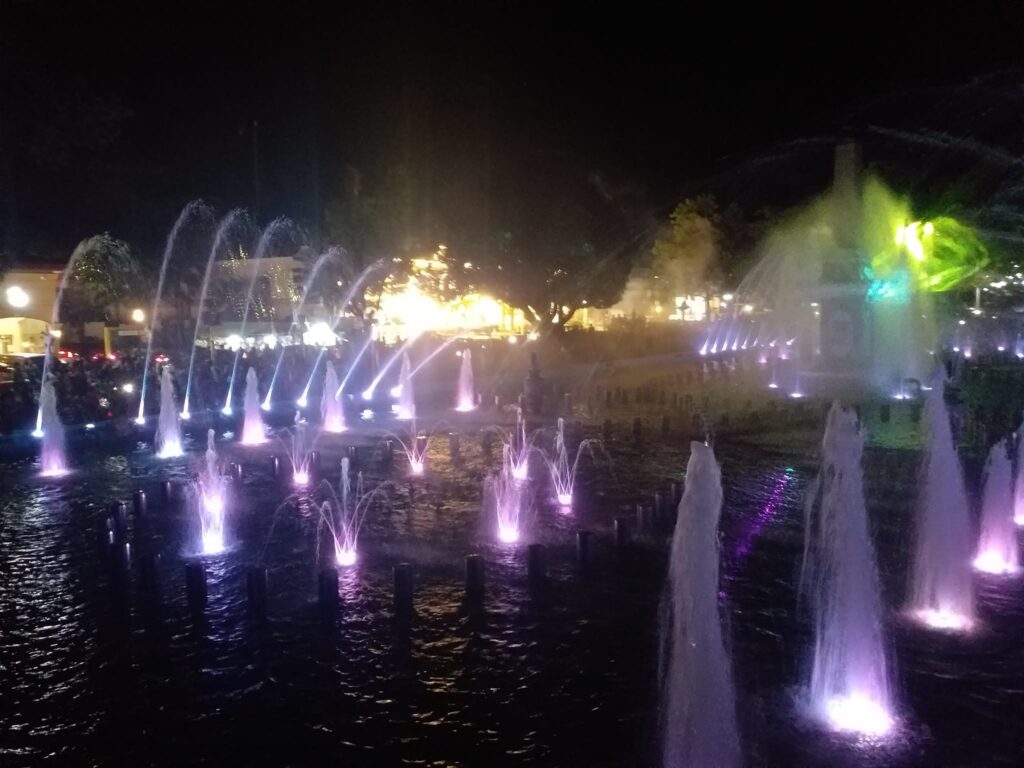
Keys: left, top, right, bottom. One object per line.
{"left": 824, "top": 694, "right": 894, "bottom": 736}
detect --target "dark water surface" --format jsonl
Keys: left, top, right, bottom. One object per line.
{"left": 1, "top": 420, "right": 1022, "bottom": 766}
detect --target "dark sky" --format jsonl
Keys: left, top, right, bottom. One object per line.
{"left": 3, "top": 0, "right": 1024, "bottom": 260}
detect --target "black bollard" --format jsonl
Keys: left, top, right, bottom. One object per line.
{"left": 318, "top": 568, "right": 339, "bottom": 620}
{"left": 132, "top": 489, "right": 147, "bottom": 516}
{"left": 602, "top": 419, "right": 613, "bottom": 442}
{"left": 393, "top": 563, "right": 414, "bottom": 617}
{"left": 109, "top": 500, "right": 128, "bottom": 533}
{"left": 382, "top": 440, "right": 394, "bottom": 468}
{"left": 246, "top": 566, "right": 268, "bottom": 619}
{"left": 465, "top": 554, "right": 485, "bottom": 602}
{"left": 271, "top": 455, "right": 283, "bottom": 479}
{"left": 448, "top": 432, "right": 461, "bottom": 460}
{"left": 161, "top": 479, "right": 176, "bottom": 507}
{"left": 346, "top": 444, "right": 360, "bottom": 471}
{"left": 614, "top": 516, "right": 630, "bottom": 548}
{"left": 636, "top": 504, "right": 653, "bottom": 535}
{"left": 229, "top": 462, "right": 243, "bottom": 483}
{"left": 633, "top": 417, "right": 643, "bottom": 441}
{"left": 576, "top": 530, "right": 592, "bottom": 569}
{"left": 185, "top": 562, "right": 207, "bottom": 610}
{"left": 527, "top": 543, "right": 546, "bottom": 587}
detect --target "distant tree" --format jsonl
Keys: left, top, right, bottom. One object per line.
{"left": 61, "top": 234, "right": 145, "bottom": 327}
{"left": 649, "top": 195, "right": 725, "bottom": 300}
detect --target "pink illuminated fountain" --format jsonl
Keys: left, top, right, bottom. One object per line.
{"left": 455, "top": 349, "right": 476, "bottom": 411}
{"left": 974, "top": 438, "right": 1019, "bottom": 575}
{"left": 907, "top": 376, "right": 976, "bottom": 630}
{"left": 321, "top": 362, "right": 345, "bottom": 433}
{"left": 802, "top": 402, "right": 895, "bottom": 737}
{"left": 196, "top": 429, "right": 227, "bottom": 554}
{"left": 241, "top": 367, "right": 266, "bottom": 445}
{"left": 37, "top": 379, "right": 68, "bottom": 477}
{"left": 545, "top": 417, "right": 601, "bottom": 510}
{"left": 279, "top": 422, "right": 314, "bottom": 486}
{"left": 315, "top": 456, "right": 377, "bottom": 567}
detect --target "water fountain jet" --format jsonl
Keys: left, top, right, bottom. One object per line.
{"left": 974, "top": 438, "right": 1019, "bottom": 574}
{"left": 155, "top": 367, "right": 184, "bottom": 458}
{"left": 37, "top": 380, "right": 67, "bottom": 477}
{"left": 240, "top": 367, "right": 266, "bottom": 445}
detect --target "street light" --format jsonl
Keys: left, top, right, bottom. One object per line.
{"left": 131, "top": 308, "right": 145, "bottom": 323}
{"left": 5, "top": 286, "right": 29, "bottom": 308}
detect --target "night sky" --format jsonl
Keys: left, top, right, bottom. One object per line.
{"left": 3, "top": 0, "right": 1024, "bottom": 260}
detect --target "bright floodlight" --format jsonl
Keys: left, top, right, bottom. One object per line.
{"left": 768, "top": 382, "right": 779, "bottom": 389}
{"left": 134, "top": 416, "right": 146, "bottom": 425}
{"left": 913, "top": 609, "right": 973, "bottom": 632}
{"left": 390, "top": 385, "right": 402, "bottom": 398}
{"left": 296, "top": 395, "right": 308, "bottom": 408}
{"left": 5, "top": 285, "right": 29, "bottom": 308}
{"left": 221, "top": 406, "right": 232, "bottom": 416}
{"left": 410, "top": 459, "right": 424, "bottom": 475}
{"left": 261, "top": 402, "right": 271, "bottom": 412}
{"left": 362, "top": 389, "right": 373, "bottom": 401}
{"left": 122, "top": 382, "right": 135, "bottom": 394}
{"left": 974, "top": 550, "right": 1018, "bottom": 575}
{"left": 335, "top": 548, "right": 357, "bottom": 567}
{"left": 32, "top": 428, "right": 44, "bottom": 438}
{"left": 131, "top": 308, "right": 145, "bottom": 323}
{"left": 557, "top": 492, "right": 573, "bottom": 506}
{"left": 293, "top": 470, "right": 310, "bottom": 486}
{"left": 497, "top": 524, "right": 519, "bottom": 544}
{"left": 790, "top": 391, "right": 804, "bottom": 399}
{"left": 824, "top": 695, "right": 894, "bottom": 736}
{"left": 512, "top": 463, "right": 528, "bottom": 481}
{"left": 180, "top": 410, "right": 191, "bottom": 420}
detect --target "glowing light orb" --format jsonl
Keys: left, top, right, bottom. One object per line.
{"left": 964, "top": 350, "right": 972, "bottom": 359}
{"left": 768, "top": 382, "right": 779, "bottom": 389}
{"left": 913, "top": 609, "right": 973, "bottom": 632}
{"left": 390, "top": 385, "right": 402, "bottom": 397}
{"left": 1017, "top": 353, "right": 1024, "bottom": 360}
{"left": 360, "top": 409, "right": 374, "bottom": 420}
{"left": 180, "top": 410, "right": 191, "bottom": 420}
{"left": 497, "top": 524, "right": 519, "bottom": 544}
{"left": 293, "top": 470, "right": 310, "bottom": 486}
{"left": 998, "top": 345, "right": 1006, "bottom": 352}
{"left": 512, "top": 463, "right": 528, "bottom": 481}
{"left": 790, "top": 392, "right": 804, "bottom": 399}
{"left": 557, "top": 492, "right": 573, "bottom": 506}
{"left": 973, "top": 550, "right": 1018, "bottom": 575}
{"left": 202, "top": 529, "right": 225, "bottom": 555}
{"left": 361, "top": 389, "right": 373, "bottom": 401}
{"left": 85, "top": 423, "right": 95, "bottom": 429}
{"left": 31, "top": 429, "right": 44, "bottom": 438}
{"left": 335, "top": 548, "right": 357, "bottom": 567}
{"left": 296, "top": 396, "right": 308, "bottom": 408}
{"left": 221, "top": 406, "right": 233, "bottom": 416}
{"left": 261, "top": 402, "right": 271, "bottom": 412}
{"left": 824, "top": 695, "right": 894, "bottom": 736}
{"left": 134, "top": 416, "right": 146, "bottom": 425}
{"left": 952, "top": 346, "right": 960, "bottom": 352}
{"left": 410, "top": 460, "right": 424, "bottom": 475}
{"left": 39, "top": 468, "right": 69, "bottom": 478}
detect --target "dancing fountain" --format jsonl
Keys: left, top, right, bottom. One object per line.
{"left": 974, "top": 438, "right": 1019, "bottom": 574}
{"left": 241, "top": 367, "right": 266, "bottom": 445}
{"left": 660, "top": 441, "right": 740, "bottom": 768}
{"left": 488, "top": 449, "right": 526, "bottom": 544}
{"left": 390, "top": 422, "right": 430, "bottom": 475}
{"left": 195, "top": 429, "right": 227, "bottom": 555}
{"left": 508, "top": 409, "right": 531, "bottom": 482}
{"left": 456, "top": 349, "right": 476, "bottom": 412}
{"left": 279, "top": 422, "right": 315, "bottom": 486}
{"left": 802, "top": 402, "right": 894, "bottom": 736}
{"left": 37, "top": 380, "right": 68, "bottom": 477}
{"left": 315, "top": 457, "right": 375, "bottom": 567}
{"left": 321, "top": 362, "right": 345, "bottom": 433}
{"left": 907, "top": 375, "right": 976, "bottom": 630}
{"left": 154, "top": 367, "right": 184, "bottom": 459}
{"left": 396, "top": 351, "right": 415, "bottom": 420}
{"left": 546, "top": 417, "right": 601, "bottom": 510}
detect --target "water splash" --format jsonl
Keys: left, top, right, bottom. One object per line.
{"left": 660, "top": 441, "right": 740, "bottom": 768}
{"left": 241, "top": 367, "right": 266, "bottom": 445}
{"left": 396, "top": 351, "right": 415, "bottom": 420}
{"left": 488, "top": 447, "right": 527, "bottom": 544}
{"left": 321, "top": 361, "right": 345, "bottom": 433}
{"left": 314, "top": 457, "right": 379, "bottom": 567}
{"left": 155, "top": 367, "right": 184, "bottom": 458}
{"left": 137, "top": 200, "right": 211, "bottom": 425}
{"left": 907, "top": 374, "right": 976, "bottom": 630}
{"left": 278, "top": 421, "right": 315, "bottom": 486}
{"left": 37, "top": 379, "right": 67, "bottom": 477}
{"left": 196, "top": 429, "right": 227, "bottom": 554}
{"left": 183, "top": 209, "right": 246, "bottom": 418}
{"left": 974, "top": 438, "right": 1019, "bottom": 575}
{"left": 456, "top": 349, "right": 476, "bottom": 411}
{"left": 362, "top": 337, "right": 415, "bottom": 401}
{"left": 545, "top": 417, "right": 601, "bottom": 509}
{"left": 802, "top": 402, "right": 894, "bottom": 736}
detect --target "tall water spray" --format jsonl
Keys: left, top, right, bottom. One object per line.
{"left": 197, "top": 429, "right": 227, "bottom": 554}
{"left": 154, "top": 367, "right": 184, "bottom": 458}
{"left": 37, "top": 380, "right": 67, "bottom": 477}
{"left": 802, "top": 402, "right": 894, "bottom": 736}
{"left": 660, "top": 441, "right": 740, "bottom": 768}
{"left": 321, "top": 362, "right": 345, "bottom": 433}
{"left": 974, "top": 438, "right": 1019, "bottom": 574}
{"left": 907, "top": 376, "right": 976, "bottom": 629}
{"left": 137, "top": 201, "right": 210, "bottom": 425}
{"left": 241, "top": 367, "right": 265, "bottom": 445}
{"left": 397, "top": 351, "right": 415, "bottom": 420}
{"left": 456, "top": 349, "right": 476, "bottom": 411}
